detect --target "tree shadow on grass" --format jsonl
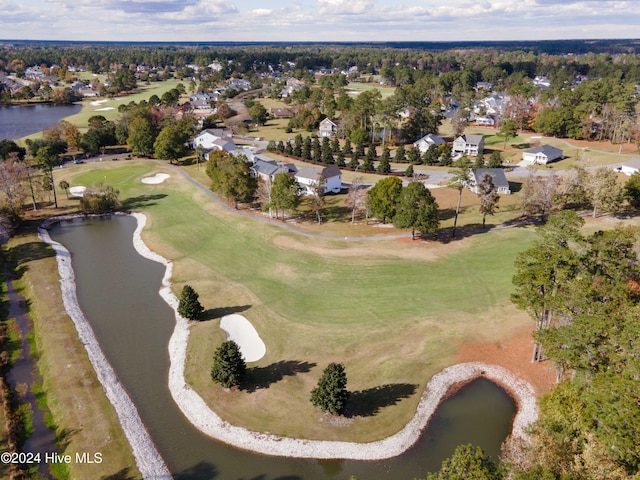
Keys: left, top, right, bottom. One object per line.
{"left": 346, "top": 383, "right": 418, "bottom": 418}
{"left": 101, "top": 468, "right": 138, "bottom": 480}
{"left": 243, "top": 360, "right": 316, "bottom": 393}
{"left": 200, "top": 304, "right": 251, "bottom": 321}
{"left": 55, "top": 427, "right": 79, "bottom": 451}
{"left": 7, "top": 242, "right": 55, "bottom": 279}
{"left": 120, "top": 193, "right": 168, "bottom": 211}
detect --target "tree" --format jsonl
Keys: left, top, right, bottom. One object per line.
{"left": 127, "top": 116, "right": 156, "bottom": 157}
{"left": 427, "top": 444, "right": 502, "bottom": 480}
{"left": 178, "top": 285, "right": 204, "bottom": 320}
{"left": 511, "top": 211, "right": 584, "bottom": 362}
{"left": 0, "top": 139, "right": 26, "bottom": 161}
{"left": 270, "top": 172, "right": 300, "bottom": 220}
{"left": 498, "top": 120, "right": 517, "bottom": 149}
{"left": 347, "top": 175, "right": 367, "bottom": 224}
{"left": 584, "top": 167, "right": 623, "bottom": 218}
{"left": 488, "top": 151, "right": 502, "bottom": 168}
{"left": 206, "top": 152, "right": 257, "bottom": 208}
{"left": 623, "top": 172, "right": 640, "bottom": 208}
{"left": 368, "top": 176, "right": 403, "bottom": 223}
{"left": 154, "top": 125, "right": 187, "bottom": 163}
{"left": 310, "top": 362, "right": 349, "bottom": 415}
{"left": 35, "top": 146, "right": 59, "bottom": 208}
{"left": 59, "top": 179, "right": 70, "bottom": 198}
{"left": 394, "top": 144, "right": 406, "bottom": 163}
{"left": 79, "top": 183, "right": 120, "bottom": 213}
{"left": 447, "top": 156, "right": 472, "bottom": 237}
{"left": 248, "top": 102, "right": 268, "bottom": 128}
{"left": 393, "top": 182, "right": 440, "bottom": 238}
{"left": 520, "top": 171, "right": 561, "bottom": 221}
{"left": 211, "top": 340, "right": 246, "bottom": 388}
{"left": 405, "top": 164, "right": 414, "bottom": 178}
{"left": 477, "top": 173, "right": 500, "bottom": 227}
{"left": 377, "top": 150, "right": 391, "bottom": 173}
{"left": 310, "top": 174, "right": 326, "bottom": 224}
{"left": 0, "top": 155, "right": 29, "bottom": 221}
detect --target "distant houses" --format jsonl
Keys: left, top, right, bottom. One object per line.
{"left": 193, "top": 129, "right": 236, "bottom": 158}
{"left": 318, "top": 118, "right": 338, "bottom": 138}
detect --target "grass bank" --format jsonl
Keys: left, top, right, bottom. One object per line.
{"left": 6, "top": 216, "right": 140, "bottom": 479}
{"left": 62, "top": 160, "right": 536, "bottom": 442}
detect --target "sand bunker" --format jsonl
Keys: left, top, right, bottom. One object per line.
{"left": 219, "top": 315, "right": 266, "bottom": 362}
{"left": 68, "top": 186, "right": 86, "bottom": 197}
{"left": 90, "top": 99, "right": 108, "bottom": 106}
{"left": 95, "top": 107, "right": 115, "bottom": 111}
{"left": 141, "top": 173, "right": 170, "bottom": 184}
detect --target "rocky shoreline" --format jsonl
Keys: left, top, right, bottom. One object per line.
{"left": 42, "top": 212, "right": 539, "bottom": 477}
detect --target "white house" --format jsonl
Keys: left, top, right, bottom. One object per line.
{"left": 318, "top": 118, "right": 338, "bottom": 138}
{"left": 522, "top": 145, "right": 563, "bottom": 165}
{"left": 194, "top": 129, "right": 235, "bottom": 152}
{"left": 251, "top": 158, "right": 297, "bottom": 182}
{"left": 453, "top": 134, "right": 485, "bottom": 156}
{"left": 295, "top": 165, "right": 342, "bottom": 195}
{"left": 469, "top": 168, "right": 511, "bottom": 195}
{"left": 618, "top": 157, "right": 640, "bottom": 176}
{"left": 413, "top": 134, "right": 445, "bottom": 154}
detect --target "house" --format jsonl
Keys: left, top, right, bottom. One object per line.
{"left": 474, "top": 115, "right": 496, "bottom": 127}
{"left": 193, "top": 129, "right": 235, "bottom": 155}
{"left": 522, "top": 145, "right": 564, "bottom": 165}
{"left": 413, "top": 134, "right": 445, "bottom": 154}
{"left": 469, "top": 168, "right": 511, "bottom": 195}
{"left": 251, "top": 158, "right": 297, "bottom": 182}
{"left": 269, "top": 107, "right": 295, "bottom": 119}
{"left": 453, "top": 134, "right": 485, "bottom": 156}
{"left": 295, "top": 165, "right": 342, "bottom": 195}
{"left": 318, "top": 118, "right": 338, "bottom": 138}
{"left": 618, "top": 158, "right": 640, "bottom": 176}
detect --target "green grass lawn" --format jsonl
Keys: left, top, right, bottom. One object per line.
{"left": 346, "top": 82, "right": 396, "bottom": 99}
{"left": 60, "top": 160, "right": 538, "bottom": 442}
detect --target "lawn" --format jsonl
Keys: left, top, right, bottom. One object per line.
{"left": 346, "top": 82, "right": 396, "bottom": 99}
{"left": 60, "top": 160, "right": 537, "bottom": 442}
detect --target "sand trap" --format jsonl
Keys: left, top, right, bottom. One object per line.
{"left": 219, "top": 315, "right": 266, "bottom": 362}
{"left": 95, "top": 107, "right": 115, "bottom": 111}
{"left": 90, "top": 99, "right": 108, "bottom": 106}
{"left": 68, "top": 186, "right": 86, "bottom": 197}
{"left": 141, "top": 173, "right": 170, "bottom": 184}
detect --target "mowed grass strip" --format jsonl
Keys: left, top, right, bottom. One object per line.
{"left": 64, "top": 161, "right": 536, "bottom": 441}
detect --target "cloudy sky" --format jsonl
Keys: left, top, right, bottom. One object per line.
{"left": 1, "top": 0, "right": 638, "bottom": 42}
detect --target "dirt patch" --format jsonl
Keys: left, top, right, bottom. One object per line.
{"left": 456, "top": 325, "right": 556, "bottom": 396}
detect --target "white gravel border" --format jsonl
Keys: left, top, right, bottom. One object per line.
{"left": 44, "top": 212, "right": 539, "bottom": 465}
{"left": 39, "top": 214, "right": 171, "bottom": 480}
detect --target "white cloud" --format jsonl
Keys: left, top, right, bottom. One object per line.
{"left": 317, "top": 0, "right": 375, "bottom": 15}
{"left": 249, "top": 8, "right": 272, "bottom": 16}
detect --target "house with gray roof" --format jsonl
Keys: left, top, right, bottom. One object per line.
{"left": 522, "top": 145, "right": 563, "bottom": 165}
{"left": 295, "top": 165, "right": 342, "bottom": 195}
{"left": 453, "top": 134, "right": 485, "bottom": 157}
{"left": 469, "top": 168, "right": 511, "bottom": 195}
{"left": 413, "top": 134, "right": 445, "bottom": 154}
{"left": 618, "top": 157, "right": 640, "bottom": 176}
{"left": 251, "top": 158, "right": 297, "bottom": 182}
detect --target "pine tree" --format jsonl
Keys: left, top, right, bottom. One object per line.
{"left": 178, "top": 285, "right": 204, "bottom": 320}
{"left": 310, "top": 362, "right": 349, "bottom": 415}
{"left": 394, "top": 144, "right": 407, "bottom": 163}
{"left": 211, "top": 340, "right": 246, "bottom": 388}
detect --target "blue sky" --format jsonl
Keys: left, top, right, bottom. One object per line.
{"left": 1, "top": 0, "right": 638, "bottom": 42}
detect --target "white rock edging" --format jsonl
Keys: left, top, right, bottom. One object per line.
{"left": 45, "top": 212, "right": 540, "bottom": 464}
{"left": 39, "top": 214, "right": 171, "bottom": 479}
{"left": 128, "top": 213, "right": 539, "bottom": 460}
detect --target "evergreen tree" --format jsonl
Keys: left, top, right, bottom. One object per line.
{"left": 330, "top": 137, "right": 340, "bottom": 153}
{"left": 178, "top": 285, "right": 204, "bottom": 320}
{"left": 423, "top": 145, "right": 439, "bottom": 165}
{"left": 474, "top": 152, "right": 485, "bottom": 169}
{"left": 378, "top": 152, "right": 391, "bottom": 173}
{"left": 310, "top": 362, "right": 349, "bottom": 415}
{"left": 342, "top": 138, "right": 353, "bottom": 155}
{"left": 336, "top": 151, "right": 346, "bottom": 167}
{"left": 488, "top": 150, "right": 502, "bottom": 168}
{"left": 407, "top": 145, "right": 421, "bottom": 165}
{"left": 302, "top": 136, "right": 312, "bottom": 160}
{"left": 394, "top": 144, "right": 406, "bottom": 163}
{"left": 427, "top": 444, "right": 502, "bottom": 480}
{"left": 405, "top": 164, "right": 414, "bottom": 178}
{"left": 211, "top": 340, "right": 246, "bottom": 388}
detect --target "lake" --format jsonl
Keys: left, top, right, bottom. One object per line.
{"left": 50, "top": 215, "right": 516, "bottom": 479}
{"left": 0, "top": 103, "right": 81, "bottom": 140}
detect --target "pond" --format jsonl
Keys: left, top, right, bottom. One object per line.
{"left": 0, "top": 104, "right": 81, "bottom": 140}
{"left": 49, "top": 215, "right": 516, "bottom": 479}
